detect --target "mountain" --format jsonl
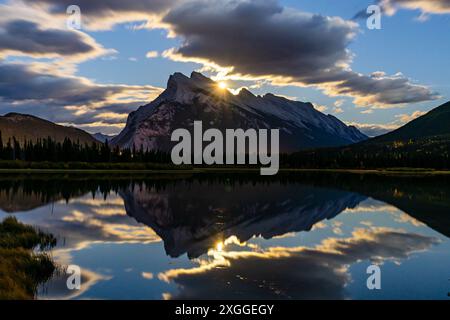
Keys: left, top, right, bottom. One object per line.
{"left": 0, "top": 113, "right": 97, "bottom": 145}
{"left": 92, "top": 132, "right": 116, "bottom": 143}
{"left": 120, "top": 179, "right": 365, "bottom": 258}
{"left": 368, "top": 101, "right": 450, "bottom": 143}
{"left": 112, "top": 72, "right": 367, "bottom": 152}
{"left": 285, "top": 101, "right": 450, "bottom": 169}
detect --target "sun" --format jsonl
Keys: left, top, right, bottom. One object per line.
{"left": 218, "top": 82, "right": 228, "bottom": 90}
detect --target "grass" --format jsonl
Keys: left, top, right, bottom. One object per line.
{"left": 0, "top": 160, "right": 189, "bottom": 170}
{"left": 0, "top": 217, "right": 57, "bottom": 300}
{"left": 0, "top": 160, "right": 449, "bottom": 176}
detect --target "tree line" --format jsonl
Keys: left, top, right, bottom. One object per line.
{"left": 1, "top": 130, "right": 449, "bottom": 169}
{"left": 0, "top": 131, "right": 170, "bottom": 163}
{"left": 281, "top": 136, "right": 450, "bottom": 170}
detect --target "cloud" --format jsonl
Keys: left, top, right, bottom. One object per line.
{"left": 381, "top": 0, "right": 450, "bottom": 16}
{"left": 395, "top": 110, "right": 427, "bottom": 123}
{"left": 146, "top": 51, "right": 159, "bottom": 59}
{"left": 325, "top": 72, "right": 439, "bottom": 107}
{"left": 161, "top": 0, "right": 438, "bottom": 107}
{"left": 0, "top": 3, "right": 113, "bottom": 62}
{"left": 6, "top": 0, "right": 438, "bottom": 112}
{"left": 354, "top": 0, "right": 450, "bottom": 21}
{"left": 0, "top": 62, "right": 158, "bottom": 105}
{"left": 0, "top": 19, "right": 109, "bottom": 61}
{"left": 40, "top": 268, "right": 111, "bottom": 300}
{"left": 334, "top": 99, "right": 345, "bottom": 107}
{"left": 163, "top": 0, "right": 356, "bottom": 79}
{"left": 349, "top": 109, "right": 428, "bottom": 137}
{"left": 21, "top": 0, "right": 179, "bottom": 30}
{"left": 142, "top": 272, "right": 154, "bottom": 280}
{"left": 6, "top": 193, "right": 161, "bottom": 250}
{"left": 332, "top": 107, "right": 344, "bottom": 114}
{"left": 159, "top": 227, "right": 439, "bottom": 299}
{"left": 0, "top": 62, "right": 162, "bottom": 134}
{"left": 0, "top": 0, "right": 440, "bottom": 132}
{"left": 314, "top": 104, "right": 328, "bottom": 113}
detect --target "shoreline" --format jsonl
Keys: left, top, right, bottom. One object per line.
{"left": 0, "top": 167, "right": 449, "bottom": 176}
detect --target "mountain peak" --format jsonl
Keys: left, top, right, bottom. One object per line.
{"left": 167, "top": 72, "right": 189, "bottom": 86}
{"left": 166, "top": 72, "right": 215, "bottom": 95}
{"left": 112, "top": 71, "right": 368, "bottom": 151}
{"left": 238, "top": 88, "right": 255, "bottom": 98}
{"left": 190, "top": 71, "right": 213, "bottom": 83}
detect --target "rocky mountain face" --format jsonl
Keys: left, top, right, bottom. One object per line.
{"left": 112, "top": 72, "right": 367, "bottom": 153}
{"left": 0, "top": 113, "right": 97, "bottom": 145}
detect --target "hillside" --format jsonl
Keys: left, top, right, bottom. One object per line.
{"left": 370, "top": 101, "right": 450, "bottom": 143}
{"left": 0, "top": 113, "right": 97, "bottom": 145}
{"left": 284, "top": 101, "right": 450, "bottom": 169}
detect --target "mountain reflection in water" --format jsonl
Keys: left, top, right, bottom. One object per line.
{"left": 0, "top": 172, "right": 449, "bottom": 300}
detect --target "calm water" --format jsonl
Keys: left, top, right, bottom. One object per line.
{"left": 1, "top": 172, "right": 449, "bottom": 300}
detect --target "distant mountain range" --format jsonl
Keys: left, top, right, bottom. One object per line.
{"left": 0, "top": 113, "right": 97, "bottom": 145}
{"left": 92, "top": 132, "right": 116, "bottom": 143}
{"left": 112, "top": 72, "right": 367, "bottom": 152}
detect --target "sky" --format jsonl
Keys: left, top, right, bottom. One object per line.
{"left": 0, "top": 0, "right": 449, "bottom": 136}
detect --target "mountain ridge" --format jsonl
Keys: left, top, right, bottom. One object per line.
{"left": 112, "top": 72, "right": 367, "bottom": 152}
{"left": 284, "top": 100, "right": 450, "bottom": 169}
{"left": 0, "top": 113, "right": 98, "bottom": 145}
{"left": 368, "top": 101, "right": 450, "bottom": 143}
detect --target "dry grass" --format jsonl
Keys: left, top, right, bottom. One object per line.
{"left": 0, "top": 217, "right": 57, "bottom": 300}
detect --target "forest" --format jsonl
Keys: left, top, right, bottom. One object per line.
{"left": 0, "top": 131, "right": 170, "bottom": 164}
{"left": 1, "top": 130, "right": 449, "bottom": 170}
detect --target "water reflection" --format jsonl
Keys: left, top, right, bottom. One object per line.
{"left": 159, "top": 228, "right": 438, "bottom": 300}
{"left": 120, "top": 180, "right": 366, "bottom": 258}
{"left": 0, "top": 173, "right": 449, "bottom": 300}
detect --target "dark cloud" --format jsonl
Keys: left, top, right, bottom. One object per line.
{"left": 0, "top": 62, "right": 161, "bottom": 133}
{"left": 0, "top": 62, "right": 160, "bottom": 105}
{"left": 21, "top": 0, "right": 179, "bottom": 29}
{"left": 329, "top": 72, "right": 439, "bottom": 106}
{"left": 161, "top": 228, "right": 439, "bottom": 299}
{"left": 164, "top": 0, "right": 355, "bottom": 83}
{"left": 162, "top": 0, "right": 438, "bottom": 107}
{"left": 0, "top": 63, "right": 115, "bottom": 105}
{"left": 0, "top": 20, "right": 101, "bottom": 58}
{"left": 23, "top": 0, "right": 175, "bottom": 15}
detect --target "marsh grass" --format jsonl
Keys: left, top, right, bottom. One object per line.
{"left": 0, "top": 217, "right": 57, "bottom": 300}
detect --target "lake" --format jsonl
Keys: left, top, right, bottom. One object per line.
{"left": 0, "top": 172, "right": 449, "bottom": 300}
